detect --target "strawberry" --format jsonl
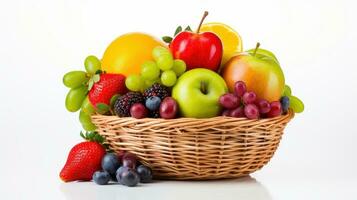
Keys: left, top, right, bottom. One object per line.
{"left": 59, "top": 132, "right": 106, "bottom": 182}
{"left": 88, "top": 73, "right": 126, "bottom": 109}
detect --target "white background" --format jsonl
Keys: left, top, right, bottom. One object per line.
{"left": 1, "top": 0, "right": 356, "bottom": 199}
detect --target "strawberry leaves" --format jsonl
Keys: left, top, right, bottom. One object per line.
{"left": 88, "top": 74, "right": 100, "bottom": 91}
{"left": 88, "top": 70, "right": 105, "bottom": 91}
{"left": 80, "top": 131, "right": 104, "bottom": 143}
{"left": 96, "top": 103, "right": 110, "bottom": 114}
{"left": 80, "top": 131, "right": 110, "bottom": 150}
{"left": 162, "top": 25, "right": 192, "bottom": 44}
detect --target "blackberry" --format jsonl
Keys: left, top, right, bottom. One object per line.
{"left": 149, "top": 110, "right": 160, "bottom": 118}
{"left": 143, "top": 83, "right": 170, "bottom": 100}
{"left": 114, "top": 92, "right": 144, "bottom": 117}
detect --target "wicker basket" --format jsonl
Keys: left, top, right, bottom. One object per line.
{"left": 92, "top": 110, "right": 294, "bottom": 180}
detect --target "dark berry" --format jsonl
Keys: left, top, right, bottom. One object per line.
{"left": 136, "top": 165, "right": 153, "bottom": 183}
{"left": 145, "top": 96, "right": 161, "bottom": 111}
{"left": 93, "top": 171, "right": 110, "bottom": 185}
{"left": 280, "top": 96, "right": 290, "bottom": 113}
{"left": 120, "top": 168, "right": 140, "bottom": 187}
{"left": 101, "top": 153, "right": 120, "bottom": 175}
{"left": 143, "top": 83, "right": 170, "bottom": 100}
{"left": 114, "top": 92, "right": 144, "bottom": 117}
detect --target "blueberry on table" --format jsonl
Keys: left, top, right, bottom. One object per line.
{"left": 136, "top": 165, "right": 153, "bottom": 183}
{"left": 92, "top": 171, "right": 110, "bottom": 185}
{"left": 116, "top": 166, "right": 128, "bottom": 184}
{"left": 121, "top": 168, "right": 140, "bottom": 187}
{"left": 101, "top": 153, "right": 120, "bottom": 175}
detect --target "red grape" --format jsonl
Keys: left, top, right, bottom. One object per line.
{"left": 234, "top": 81, "right": 247, "bottom": 97}
{"left": 230, "top": 106, "right": 245, "bottom": 118}
{"left": 122, "top": 152, "right": 137, "bottom": 169}
{"left": 267, "top": 101, "right": 282, "bottom": 118}
{"left": 244, "top": 104, "right": 260, "bottom": 119}
{"left": 222, "top": 109, "right": 231, "bottom": 117}
{"left": 159, "top": 97, "right": 178, "bottom": 119}
{"left": 219, "top": 93, "right": 239, "bottom": 109}
{"left": 257, "top": 99, "right": 271, "bottom": 114}
{"left": 130, "top": 103, "right": 148, "bottom": 119}
{"left": 242, "top": 91, "right": 257, "bottom": 104}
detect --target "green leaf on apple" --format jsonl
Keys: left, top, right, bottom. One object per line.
{"left": 174, "top": 26, "right": 182, "bottom": 36}
{"left": 162, "top": 36, "right": 173, "bottom": 43}
{"left": 185, "top": 26, "right": 192, "bottom": 32}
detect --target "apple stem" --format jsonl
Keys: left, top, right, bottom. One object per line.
{"left": 200, "top": 82, "right": 208, "bottom": 94}
{"left": 253, "top": 42, "right": 261, "bottom": 56}
{"left": 196, "top": 11, "right": 209, "bottom": 34}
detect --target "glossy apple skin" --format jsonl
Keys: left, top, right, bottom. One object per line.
{"left": 222, "top": 53, "right": 285, "bottom": 102}
{"left": 170, "top": 31, "right": 223, "bottom": 72}
{"left": 172, "top": 68, "right": 228, "bottom": 118}
{"left": 246, "top": 48, "right": 280, "bottom": 65}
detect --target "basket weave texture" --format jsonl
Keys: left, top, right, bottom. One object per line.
{"left": 92, "top": 110, "right": 294, "bottom": 180}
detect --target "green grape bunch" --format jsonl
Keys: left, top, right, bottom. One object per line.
{"left": 62, "top": 55, "right": 102, "bottom": 131}
{"left": 125, "top": 46, "right": 187, "bottom": 91}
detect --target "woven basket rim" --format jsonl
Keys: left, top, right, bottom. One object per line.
{"left": 92, "top": 109, "right": 294, "bottom": 122}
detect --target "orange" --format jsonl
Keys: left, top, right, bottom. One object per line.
{"left": 101, "top": 32, "right": 166, "bottom": 77}
{"left": 200, "top": 23, "right": 243, "bottom": 66}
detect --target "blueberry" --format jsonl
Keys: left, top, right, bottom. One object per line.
{"left": 116, "top": 166, "right": 128, "bottom": 184}
{"left": 101, "top": 153, "right": 120, "bottom": 175}
{"left": 121, "top": 168, "right": 140, "bottom": 187}
{"left": 145, "top": 96, "right": 161, "bottom": 111}
{"left": 92, "top": 171, "right": 110, "bottom": 185}
{"left": 280, "top": 96, "right": 290, "bottom": 113}
{"left": 136, "top": 165, "right": 153, "bottom": 183}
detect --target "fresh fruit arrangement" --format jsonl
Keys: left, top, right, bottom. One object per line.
{"left": 60, "top": 132, "right": 153, "bottom": 187}
{"left": 60, "top": 11, "right": 304, "bottom": 183}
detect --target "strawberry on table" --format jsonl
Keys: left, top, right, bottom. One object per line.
{"left": 59, "top": 132, "right": 106, "bottom": 182}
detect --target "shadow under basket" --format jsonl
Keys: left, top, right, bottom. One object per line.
{"left": 91, "top": 110, "right": 294, "bottom": 180}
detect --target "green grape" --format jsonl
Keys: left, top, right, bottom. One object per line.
{"left": 161, "top": 70, "right": 177, "bottom": 87}
{"left": 152, "top": 46, "right": 171, "bottom": 61}
{"left": 289, "top": 95, "right": 304, "bottom": 113}
{"left": 82, "top": 121, "right": 97, "bottom": 131}
{"left": 125, "top": 74, "right": 143, "bottom": 92}
{"left": 84, "top": 55, "right": 101, "bottom": 74}
{"left": 79, "top": 110, "right": 97, "bottom": 131}
{"left": 143, "top": 79, "right": 156, "bottom": 89}
{"left": 79, "top": 109, "right": 92, "bottom": 124}
{"left": 283, "top": 85, "right": 292, "bottom": 96}
{"left": 81, "top": 96, "right": 95, "bottom": 115}
{"left": 63, "top": 71, "right": 88, "bottom": 88}
{"left": 65, "top": 86, "right": 88, "bottom": 112}
{"left": 141, "top": 61, "right": 160, "bottom": 80}
{"left": 172, "top": 59, "right": 186, "bottom": 76}
{"left": 157, "top": 54, "right": 174, "bottom": 71}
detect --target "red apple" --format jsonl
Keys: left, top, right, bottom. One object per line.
{"left": 170, "top": 11, "right": 223, "bottom": 72}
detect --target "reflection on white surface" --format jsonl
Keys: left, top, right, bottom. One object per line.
{"left": 60, "top": 176, "right": 271, "bottom": 200}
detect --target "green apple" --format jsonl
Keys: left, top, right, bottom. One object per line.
{"left": 172, "top": 68, "right": 228, "bottom": 118}
{"left": 246, "top": 48, "right": 279, "bottom": 65}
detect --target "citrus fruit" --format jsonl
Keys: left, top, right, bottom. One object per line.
{"left": 200, "top": 23, "right": 243, "bottom": 65}
{"left": 101, "top": 33, "right": 166, "bottom": 77}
